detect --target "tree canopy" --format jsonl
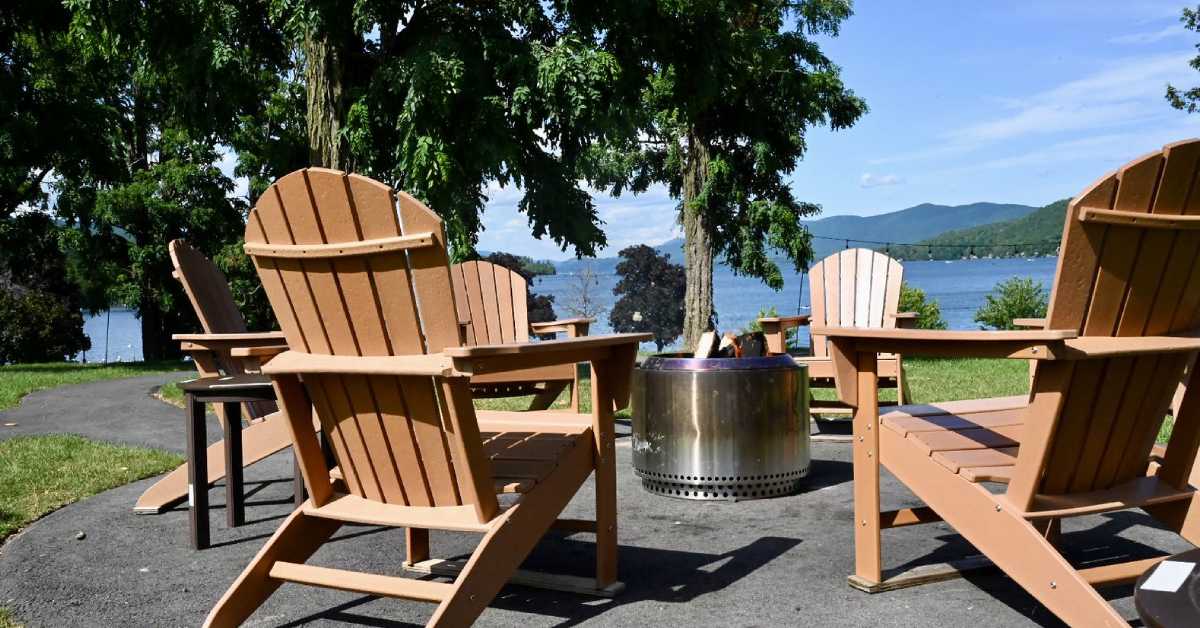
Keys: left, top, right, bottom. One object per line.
{"left": 0, "top": 0, "right": 866, "bottom": 362}
{"left": 270, "top": 0, "right": 651, "bottom": 260}
{"left": 582, "top": 0, "right": 867, "bottom": 345}
{"left": 1168, "top": 5, "right": 1200, "bottom": 112}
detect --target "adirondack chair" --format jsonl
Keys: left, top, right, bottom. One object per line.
{"left": 820, "top": 139, "right": 1200, "bottom": 627}
{"left": 759, "top": 248, "right": 917, "bottom": 412}
{"left": 204, "top": 168, "right": 648, "bottom": 627}
{"left": 133, "top": 240, "right": 290, "bottom": 513}
{"left": 450, "top": 259, "right": 591, "bottom": 411}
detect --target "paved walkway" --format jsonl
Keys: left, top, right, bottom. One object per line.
{"left": 0, "top": 375, "right": 1185, "bottom": 627}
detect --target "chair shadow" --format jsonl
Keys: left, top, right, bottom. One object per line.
{"left": 889, "top": 509, "right": 1174, "bottom": 628}
{"left": 265, "top": 535, "right": 802, "bottom": 628}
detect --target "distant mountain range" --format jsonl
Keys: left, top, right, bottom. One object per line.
{"left": 554, "top": 201, "right": 1040, "bottom": 273}
{"left": 889, "top": 199, "right": 1068, "bottom": 260}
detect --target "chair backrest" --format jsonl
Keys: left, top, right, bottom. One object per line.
{"left": 169, "top": 240, "right": 248, "bottom": 335}
{"left": 807, "top": 248, "right": 904, "bottom": 357}
{"left": 170, "top": 240, "right": 278, "bottom": 421}
{"left": 450, "top": 260, "right": 530, "bottom": 345}
{"left": 245, "top": 168, "right": 498, "bottom": 520}
{"left": 1008, "top": 139, "right": 1200, "bottom": 508}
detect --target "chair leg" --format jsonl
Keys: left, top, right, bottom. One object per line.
{"left": 894, "top": 357, "right": 906, "bottom": 406}
{"left": 875, "top": 430, "right": 1125, "bottom": 625}
{"left": 1146, "top": 493, "right": 1200, "bottom": 545}
{"left": 203, "top": 508, "right": 342, "bottom": 628}
{"left": 135, "top": 412, "right": 294, "bottom": 513}
{"left": 405, "top": 528, "right": 430, "bottom": 566}
{"left": 427, "top": 443, "right": 593, "bottom": 627}
{"left": 1034, "top": 518, "right": 1061, "bottom": 546}
{"left": 527, "top": 381, "right": 568, "bottom": 411}
{"left": 570, "top": 367, "right": 581, "bottom": 413}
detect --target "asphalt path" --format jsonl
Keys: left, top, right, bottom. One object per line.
{"left": 0, "top": 374, "right": 1182, "bottom": 626}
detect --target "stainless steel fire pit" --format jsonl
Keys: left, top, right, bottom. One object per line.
{"left": 630, "top": 354, "right": 809, "bottom": 501}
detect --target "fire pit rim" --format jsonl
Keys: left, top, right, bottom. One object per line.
{"left": 639, "top": 352, "right": 802, "bottom": 372}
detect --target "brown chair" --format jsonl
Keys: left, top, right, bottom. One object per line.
{"left": 821, "top": 139, "right": 1200, "bottom": 626}
{"left": 204, "top": 168, "right": 648, "bottom": 627}
{"left": 133, "top": 240, "right": 290, "bottom": 513}
{"left": 759, "top": 248, "right": 917, "bottom": 412}
{"left": 450, "top": 259, "right": 591, "bottom": 410}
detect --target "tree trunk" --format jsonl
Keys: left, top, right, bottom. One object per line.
{"left": 304, "top": 29, "right": 347, "bottom": 170}
{"left": 139, "top": 294, "right": 168, "bottom": 361}
{"left": 681, "top": 130, "right": 713, "bottom": 350}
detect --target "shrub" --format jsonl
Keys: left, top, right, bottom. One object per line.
{"left": 975, "top": 277, "right": 1048, "bottom": 330}
{"left": 0, "top": 281, "right": 90, "bottom": 364}
{"left": 0, "top": 213, "right": 90, "bottom": 363}
{"left": 610, "top": 245, "right": 685, "bottom": 351}
{"left": 899, "top": 283, "right": 948, "bottom": 330}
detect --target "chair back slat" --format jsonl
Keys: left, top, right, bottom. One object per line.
{"left": 449, "top": 260, "right": 531, "bottom": 346}
{"left": 169, "top": 240, "right": 278, "bottom": 421}
{"left": 808, "top": 248, "right": 906, "bottom": 357}
{"left": 246, "top": 168, "right": 497, "bottom": 519}
{"left": 1011, "top": 140, "right": 1200, "bottom": 507}
{"left": 494, "top": 266, "right": 517, "bottom": 343}
{"left": 170, "top": 241, "right": 248, "bottom": 335}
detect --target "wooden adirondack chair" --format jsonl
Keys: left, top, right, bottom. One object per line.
{"left": 759, "top": 248, "right": 917, "bottom": 412}
{"left": 450, "top": 259, "right": 591, "bottom": 411}
{"left": 133, "top": 240, "right": 290, "bottom": 513}
{"left": 204, "top": 168, "right": 648, "bottom": 627}
{"left": 820, "top": 139, "right": 1200, "bottom": 627}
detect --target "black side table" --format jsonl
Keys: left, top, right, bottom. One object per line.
{"left": 179, "top": 374, "right": 281, "bottom": 549}
{"left": 1135, "top": 549, "right": 1200, "bottom": 628}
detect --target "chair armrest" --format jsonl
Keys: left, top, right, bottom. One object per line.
{"left": 759, "top": 315, "right": 810, "bottom": 354}
{"left": 889, "top": 312, "right": 920, "bottom": 329}
{"left": 228, "top": 345, "right": 288, "bottom": 360}
{"left": 530, "top": 317, "right": 593, "bottom": 337}
{"left": 447, "top": 333, "right": 648, "bottom": 359}
{"left": 1013, "top": 317, "right": 1047, "bottom": 329}
{"left": 448, "top": 333, "right": 647, "bottom": 376}
{"left": 758, "top": 314, "right": 810, "bottom": 329}
{"left": 813, "top": 326, "right": 1077, "bottom": 360}
{"left": 1059, "top": 335, "right": 1200, "bottom": 359}
{"left": 173, "top": 331, "right": 288, "bottom": 349}
{"left": 817, "top": 327, "right": 1076, "bottom": 405}
{"left": 262, "top": 351, "right": 461, "bottom": 377}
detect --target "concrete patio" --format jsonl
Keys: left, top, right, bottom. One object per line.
{"left": 0, "top": 373, "right": 1185, "bottom": 627}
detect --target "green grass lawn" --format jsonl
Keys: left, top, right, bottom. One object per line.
{"left": 812, "top": 356, "right": 1032, "bottom": 406}
{"left": 0, "top": 608, "right": 17, "bottom": 628}
{"left": 0, "top": 360, "right": 185, "bottom": 411}
{"left": 0, "top": 434, "right": 182, "bottom": 543}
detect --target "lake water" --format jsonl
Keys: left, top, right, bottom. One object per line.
{"left": 80, "top": 256, "right": 1058, "bottom": 361}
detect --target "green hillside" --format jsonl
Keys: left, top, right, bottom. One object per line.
{"left": 888, "top": 199, "right": 1068, "bottom": 261}
{"left": 556, "top": 200, "right": 1037, "bottom": 273}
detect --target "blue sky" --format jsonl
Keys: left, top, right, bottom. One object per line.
{"left": 479, "top": 1, "right": 1200, "bottom": 261}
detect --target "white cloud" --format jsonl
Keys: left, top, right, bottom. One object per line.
{"left": 873, "top": 53, "right": 1195, "bottom": 166}
{"left": 1109, "top": 24, "right": 1188, "bottom": 45}
{"left": 929, "top": 116, "right": 1200, "bottom": 178}
{"left": 859, "top": 173, "right": 902, "bottom": 188}
{"left": 478, "top": 184, "right": 680, "bottom": 260}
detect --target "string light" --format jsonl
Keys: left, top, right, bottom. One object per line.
{"left": 808, "top": 233, "right": 1058, "bottom": 250}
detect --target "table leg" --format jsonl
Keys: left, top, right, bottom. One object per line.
{"left": 186, "top": 393, "right": 209, "bottom": 550}
{"left": 223, "top": 401, "right": 244, "bottom": 527}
